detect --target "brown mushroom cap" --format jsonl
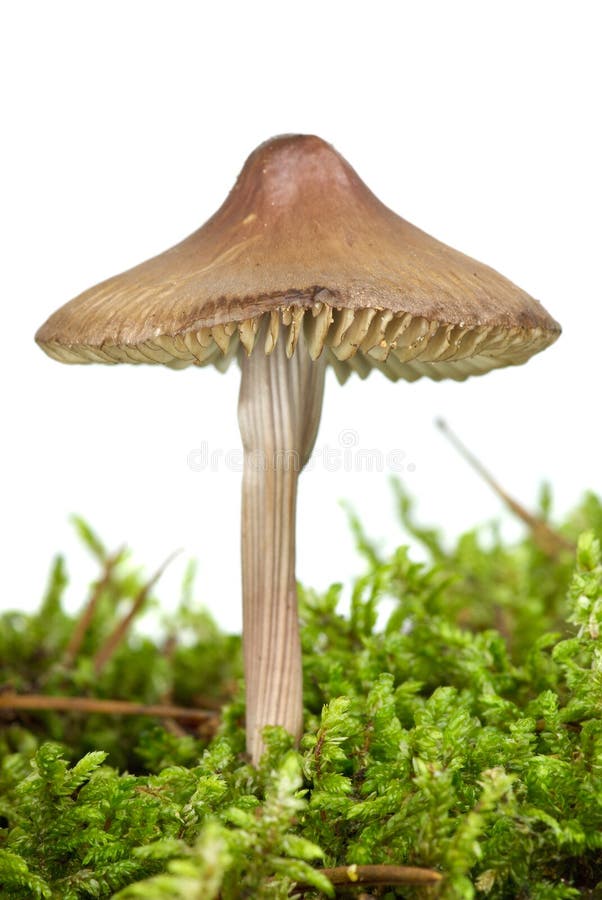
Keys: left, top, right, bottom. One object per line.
{"left": 35, "top": 134, "right": 560, "bottom": 382}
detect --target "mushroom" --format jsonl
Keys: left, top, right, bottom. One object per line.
{"left": 35, "top": 134, "right": 561, "bottom": 763}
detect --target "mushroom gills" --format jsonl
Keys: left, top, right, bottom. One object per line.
{"left": 37, "top": 304, "right": 556, "bottom": 385}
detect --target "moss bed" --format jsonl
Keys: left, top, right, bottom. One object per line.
{"left": 1, "top": 487, "right": 602, "bottom": 898}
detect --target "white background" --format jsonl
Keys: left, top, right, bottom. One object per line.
{"left": 1, "top": 1, "right": 600, "bottom": 631}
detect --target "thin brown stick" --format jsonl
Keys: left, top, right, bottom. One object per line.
{"left": 93, "top": 550, "right": 180, "bottom": 675}
{"left": 63, "top": 546, "right": 126, "bottom": 667}
{"left": 436, "top": 418, "right": 574, "bottom": 557}
{"left": 0, "top": 692, "right": 216, "bottom": 724}
{"left": 295, "top": 864, "right": 442, "bottom": 892}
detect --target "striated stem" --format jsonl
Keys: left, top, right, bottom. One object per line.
{"left": 238, "top": 328, "right": 325, "bottom": 764}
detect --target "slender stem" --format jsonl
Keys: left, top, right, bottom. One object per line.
{"left": 238, "top": 328, "right": 325, "bottom": 763}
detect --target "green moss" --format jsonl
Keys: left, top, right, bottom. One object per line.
{"left": 1, "top": 488, "right": 602, "bottom": 898}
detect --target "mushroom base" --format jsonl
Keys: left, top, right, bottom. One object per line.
{"left": 238, "top": 328, "right": 326, "bottom": 764}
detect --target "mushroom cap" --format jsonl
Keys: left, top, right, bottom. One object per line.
{"left": 36, "top": 134, "right": 560, "bottom": 382}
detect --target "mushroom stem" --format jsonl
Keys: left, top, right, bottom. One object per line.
{"left": 238, "top": 326, "right": 325, "bottom": 764}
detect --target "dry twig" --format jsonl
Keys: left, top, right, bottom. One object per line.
{"left": 436, "top": 418, "right": 574, "bottom": 557}
{"left": 294, "top": 863, "right": 442, "bottom": 893}
{"left": 63, "top": 545, "right": 126, "bottom": 667}
{"left": 0, "top": 691, "right": 217, "bottom": 727}
{"left": 93, "top": 550, "right": 180, "bottom": 674}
